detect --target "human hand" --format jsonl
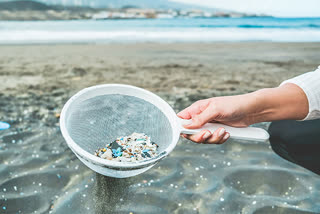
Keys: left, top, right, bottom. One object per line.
{"left": 177, "top": 95, "right": 253, "bottom": 144}
{"left": 177, "top": 83, "right": 309, "bottom": 144}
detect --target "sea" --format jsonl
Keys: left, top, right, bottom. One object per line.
{"left": 1, "top": 16, "right": 320, "bottom": 214}
{"left": 0, "top": 17, "right": 320, "bottom": 44}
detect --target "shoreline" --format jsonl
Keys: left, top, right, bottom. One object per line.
{"left": 2, "top": 17, "right": 320, "bottom": 43}
{"left": 1, "top": 42, "right": 319, "bottom": 94}
{"left": 1, "top": 41, "right": 320, "bottom": 46}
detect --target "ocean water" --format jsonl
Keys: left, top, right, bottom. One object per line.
{"left": 1, "top": 91, "right": 320, "bottom": 214}
{"left": 0, "top": 17, "right": 320, "bottom": 43}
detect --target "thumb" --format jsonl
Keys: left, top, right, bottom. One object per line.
{"left": 184, "top": 107, "right": 215, "bottom": 129}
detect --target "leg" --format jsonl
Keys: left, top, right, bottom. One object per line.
{"left": 268, "top": 119, "right": 320, "bottom": 175}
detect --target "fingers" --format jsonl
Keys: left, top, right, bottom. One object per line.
{"left": 182, "top": 130, "right": 212, "bottom": 143}
{"left": 181, "top": 128, "right": 230, "bottom": 144}
{"left": 177, "top": 100, "right": 208, "bottom": 120}
{"left": 177, "top": 109, "right": 192, "bottom": 120}
{"left": 184, "top": 107, "right": 215, "bottom": 129}
{"left": 206, "top": 128, "right": 230, "bottom": 144}
{"left": 177, "top": 104, "right": 200, "bottom": 120}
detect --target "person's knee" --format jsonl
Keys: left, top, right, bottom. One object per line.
{"left": 269, "top": 119, "right": 320, "bottom": 175}
{"left": 268, "top": 120, "right": 296, "bottom": 163}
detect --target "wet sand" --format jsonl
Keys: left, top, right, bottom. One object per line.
{"left": 0, "top": 42, "right": 320, "bottom": 214}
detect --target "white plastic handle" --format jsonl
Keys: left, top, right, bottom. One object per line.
{"left": 178, "top": 118, "right": 269, "bottom": 142}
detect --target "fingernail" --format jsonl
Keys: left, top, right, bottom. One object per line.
{"left": 219, "top": 128, "right": 226, "bottom": 136}
{"left": 202, "top": 131, "right": 211, "bottom": 139}
{"left": 223, "top": 133, "right": 230, "bottom": 141}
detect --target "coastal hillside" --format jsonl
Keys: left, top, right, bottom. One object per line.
{"left": 0, "top": 0, "right": 261, "bottom": 20}
{"left": 0, "top": 0, "right": 99, "bottom": 19}
{"left": 0, "top": 0, "right": 52, "bottom": 10}
{"left": 0, "top": 0, "right": 98, "bottom": 11}
{"left": 0, "top": 0, "right": 217, "bottom": 10}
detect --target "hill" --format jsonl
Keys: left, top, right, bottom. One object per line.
{"left": 0, "top": 0, "right": 218, "bottom": 11}
{"left": 0, "top": 0, "right": 253, "bottom": 20}
{"left": 0, "top": 0, "right": 52, "bottom": 10}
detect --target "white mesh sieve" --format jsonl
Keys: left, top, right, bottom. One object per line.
{"left": 66, "top": 94, "right": 173, "bottom": 155}
{"left": 60, "top": 84, "right": 182, "bottom": 177}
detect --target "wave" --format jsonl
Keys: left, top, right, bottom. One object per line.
{"left": 0, "top": 28, "right": 320, "bottom": 43}
{"left": 308, "top": 24, "right": 320, "bottom": 28}
{"left": 199, "top": 24, "right": 320, "bottom": 29}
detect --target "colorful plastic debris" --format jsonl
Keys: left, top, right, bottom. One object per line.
{"left": 94, "top": 133, "right": 159, "bottom": 162}
{"left": 0, "top": 121, "right": 10, "bottom": 130}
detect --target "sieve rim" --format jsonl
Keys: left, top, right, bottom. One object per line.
{"left": 60, "top": 84, "right": 180, "bottom": 169}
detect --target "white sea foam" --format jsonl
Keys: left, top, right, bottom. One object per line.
{"left": 0, "top": 28, "right": 320, "bottom": 44}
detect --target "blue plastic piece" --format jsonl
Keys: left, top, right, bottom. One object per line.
{"left": 0, "top": 122, "right": 10, "bottom": 130}
{"left": 112, "top": 147, "right": 123, "bottom": 157}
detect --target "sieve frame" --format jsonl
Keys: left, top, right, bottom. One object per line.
{"left": 60, "top": 84, "right": 181, "bottom": 170}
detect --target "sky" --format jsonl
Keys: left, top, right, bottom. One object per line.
{"left": 173, "top": 0, "right": 320, "bottom": 17}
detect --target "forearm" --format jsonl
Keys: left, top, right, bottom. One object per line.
{"left": 245, "top": 83, "right": 309, "bottom": 124}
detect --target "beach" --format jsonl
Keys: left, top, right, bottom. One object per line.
{"left": 1, "top": 42, "right": 320, "bottom": 213}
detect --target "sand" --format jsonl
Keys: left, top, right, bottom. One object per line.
{"left": 0, "top": 42, "right": 320, "bottom": 214}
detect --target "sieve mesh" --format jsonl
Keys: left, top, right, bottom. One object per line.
{"left": 65, "top": 94, "right": 173, "bottom": 156}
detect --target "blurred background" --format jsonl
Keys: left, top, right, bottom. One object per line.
{"left": 0, "top": 1, "right": 320, "bottom": 214}
{"left": 0, "top": 0, "right": 320, "bottom": 43}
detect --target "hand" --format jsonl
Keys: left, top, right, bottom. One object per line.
{"left": 177, "top": 83, "right": 309, "bottom": 144}
{"left": 177, "top": 94, "right": 253, "bottom": 144}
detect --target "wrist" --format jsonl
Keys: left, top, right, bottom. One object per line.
{"left": 246, "top": 84, "right": 309, "bottom": 123}
{"left": 240, "top": 89, "right": 275, "bottom": 125}
{"left": 248, "top": 88, "right": 277, "bottom": 123}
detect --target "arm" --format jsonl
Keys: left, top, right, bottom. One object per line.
{"left": 243, "top": 83, "right": 309, "bottom": 124}
{"left": 178, "top": 66, "right": 320, "bottom": 144}
{"left": 178, "top": 82, "right": 309, "bottom": 144}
